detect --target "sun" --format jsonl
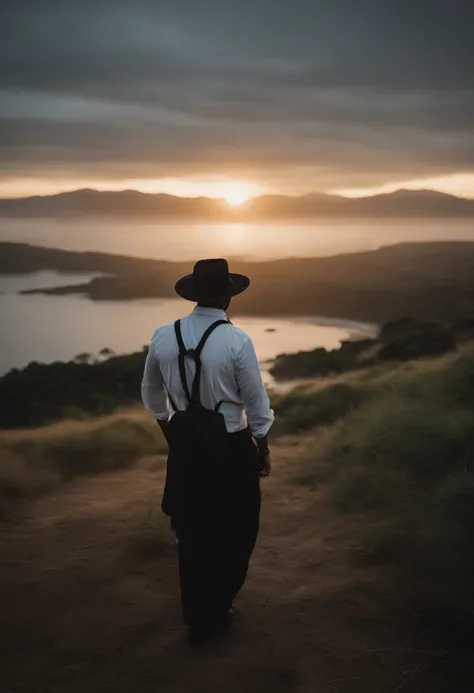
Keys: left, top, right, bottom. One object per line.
{"left": 219, "top": 182, "right": 256, "bottom": 207}
{"left": 224, "top": 190, "right": 250, "bottom": 207}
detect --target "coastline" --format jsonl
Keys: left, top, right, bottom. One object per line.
{"left": 257, "top": 316, "right": 378, "bottom": 391}
{"left": 1, "top": 285, "right": 370, "bottom": 374}
{"left": 285, "top": 315, "right": 378, "bottom": 337}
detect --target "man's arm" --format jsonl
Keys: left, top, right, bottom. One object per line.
{"left": 235, "top": 337, "right": 274, "bottom": 475}
{"left": 141, "top": 338, "right": 170, "bottom": 439}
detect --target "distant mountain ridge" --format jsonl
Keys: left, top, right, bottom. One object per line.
{"left": 1, "top": 187, "right": 473, "bottom": 219}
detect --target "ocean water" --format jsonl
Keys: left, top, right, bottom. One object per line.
{"left": 1, "top": 217, "right": 473, "bottom": 261}
{"left": 0, "top": 272, "right": 375, "bottom": 379}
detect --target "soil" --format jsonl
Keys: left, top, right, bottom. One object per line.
{"left": 1, "top": 438, "right": 473, "bottom": 692}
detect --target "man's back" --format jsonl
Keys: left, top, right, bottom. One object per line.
{"left": 141, "top": 258, "right": 273, "bottom": 645}
{"left": 141, "top": 305, "right": 273, "bottom": 436}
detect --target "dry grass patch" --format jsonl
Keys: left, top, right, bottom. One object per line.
{"left": 0, "top": 410, "right": 167, "bottom": 513}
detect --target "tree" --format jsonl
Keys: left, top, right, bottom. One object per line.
{"left": 74, "top": 352, "right": 92, "bottom": 364}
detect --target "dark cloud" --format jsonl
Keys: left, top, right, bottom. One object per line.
{"left": 1, "top": 0, "right": 473, "bottom": 190}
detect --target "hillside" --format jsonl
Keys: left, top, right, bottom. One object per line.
{"left": 2, "top": 240, "right": 474, "bottom": 324}
{"left": 1, "top": 187, "right": 474, "bottom": 219}
{"left": 2, "top": 346, "right": 474, "bottom": 691}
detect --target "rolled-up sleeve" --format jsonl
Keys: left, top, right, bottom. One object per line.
{"left": 141, "top": 338, "right": 170, "bottom": 421}
{"left": 235, "top": 337, "right": 274, "bottom": 438}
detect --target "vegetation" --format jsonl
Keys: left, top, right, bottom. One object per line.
{"left": 285, "top": 344, "right": 474, "bottom": 634}
{"left": 270, "top": 317, "right": 466, "bottom": 380}
{"left": 0, "top": 411, "right": 166, "bottom": 514}
{"left": 1, "top": 316, "right": 473, "bottom": 431}
{"left": 0, "top": 349, "right": 149, "bottom": 429}
{"left": 271, "top": 382, "right": 371, "bottom": 436}
{"left": 3, "top": 332, "right": 474, "bottom": 639}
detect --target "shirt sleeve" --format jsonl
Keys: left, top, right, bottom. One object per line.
{"left": 141, "top": 337, "right": 170, "bottom": 421}
{"left": 235, "top": 336, "right": 274, "bottom": 438}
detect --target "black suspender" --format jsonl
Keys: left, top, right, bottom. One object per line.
{"left": 174, "top": 320, "right": 192, "bottom": 404}
{"left": 172, "top": 319, "right": 229, "bottom": 409}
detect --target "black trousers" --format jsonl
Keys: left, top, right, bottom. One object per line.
{"left": 162, "top": 428, "right": 261, "bottom": 631}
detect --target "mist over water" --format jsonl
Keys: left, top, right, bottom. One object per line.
{"left": 1, "top": 218, "right": 473, "bottom": 260}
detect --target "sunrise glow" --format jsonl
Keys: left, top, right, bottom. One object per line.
{"left": 217, "top": 183, "right": 258, "bottom": 207}
{"left": 223, "top": 190, "right": 250, "bottom": 207}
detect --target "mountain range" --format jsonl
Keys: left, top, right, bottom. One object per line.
{"left": 1, "top": 188, "right": 474, "bottom": 219}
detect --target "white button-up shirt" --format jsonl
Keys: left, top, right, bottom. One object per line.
{"left": 141, "top": 306, "right": 274, "bottom": 438}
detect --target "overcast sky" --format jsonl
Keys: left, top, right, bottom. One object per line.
{"left": 1, "top": 0, "right": 473, "bottom": 198}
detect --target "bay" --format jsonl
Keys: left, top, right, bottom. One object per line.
{"left": 0, "top": 273, "right": 375, "bottom": 381}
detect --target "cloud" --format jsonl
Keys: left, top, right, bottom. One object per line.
{"left": 1, "top": 0, "right": 473, "bottom": 192}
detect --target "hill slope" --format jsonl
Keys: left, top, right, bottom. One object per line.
{"left": 2, "top": 346, "right": 474, "bottom": 691}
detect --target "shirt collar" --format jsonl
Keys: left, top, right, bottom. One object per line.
{"left": 192, "top": 306, "right": 228, "bottom": 319}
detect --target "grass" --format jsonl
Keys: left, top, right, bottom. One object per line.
{"left": 4, "top": 340, "right": 474, "bottom": 639}
{"left": 272, "top": 382, "right": 371, "bottom": 436}
{"left": 0, "top": 410, "right": 167, "bottom": 514}
{"left": 0, "top": 376, "right": 373, "bottom": 513}
{"left": 294, "top": 344, "right": 474, "bottom": 636}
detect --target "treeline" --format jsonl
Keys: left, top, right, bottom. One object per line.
{"left": 0, "top": 350, "right": 148, "bottom": 429}
{"left": 271, "top": 318, "right": 474, "bottom": 380}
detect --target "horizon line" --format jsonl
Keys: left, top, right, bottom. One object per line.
{"left": 1, "top": 186, "right": 473, "bottom": 203}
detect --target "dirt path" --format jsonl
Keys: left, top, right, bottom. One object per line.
{"left": 0, "top": 441, "right": 469, "bottom": 692}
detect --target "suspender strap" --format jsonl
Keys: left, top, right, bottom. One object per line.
{"left": 173, "top": 319, "right": 229, "bottom": 407}
{"left": 191, "top": 320, "right": 229, "bottom": 403}
{"left": 194, "top": 319, "right": 229, "bottom": 356}
{"left": 174, "top": 320, "right": 192, "bottom": 403}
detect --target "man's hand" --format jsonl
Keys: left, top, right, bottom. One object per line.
{"left": 255, "top": 434, "right": 271, "bottom": 477}
{"left": 258, "top": 451, "right": 271, "bottom": 477}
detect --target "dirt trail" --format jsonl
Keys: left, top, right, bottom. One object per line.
{"left": 0, "top": 440, "right": 468, "bottom": 693}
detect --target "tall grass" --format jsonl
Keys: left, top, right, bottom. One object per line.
{"left": 272, "top": 382, "right": 371, "bottom": 436}
{"left": 300, "top": 345, "right": 474, "bottom": 632}
{"left": 0, "top": 410, "right": 167, "bottom": 513}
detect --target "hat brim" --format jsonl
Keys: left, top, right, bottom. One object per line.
{"left": 175, "top": 272, "right": 250, "bottom": 302}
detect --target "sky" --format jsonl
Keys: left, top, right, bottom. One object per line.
{"left": 1, "top": 0, "right": 474, "bottom": 200}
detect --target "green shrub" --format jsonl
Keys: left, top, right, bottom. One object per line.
{"left": 392, "top": 348, "right": 474, "bottom": 409}
{"left": 272, "top": 383, "right": 369, "bottom": 436}
{"left": 328, "top": 397, "right": 474, "bottom": 486}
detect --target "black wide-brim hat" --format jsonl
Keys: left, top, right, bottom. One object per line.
{"left": 175, "top": 258, "right": 250, "bottom": 302}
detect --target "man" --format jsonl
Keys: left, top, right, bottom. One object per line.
{"left": 141, "top": 258, "right": 273, "bottom": 645}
